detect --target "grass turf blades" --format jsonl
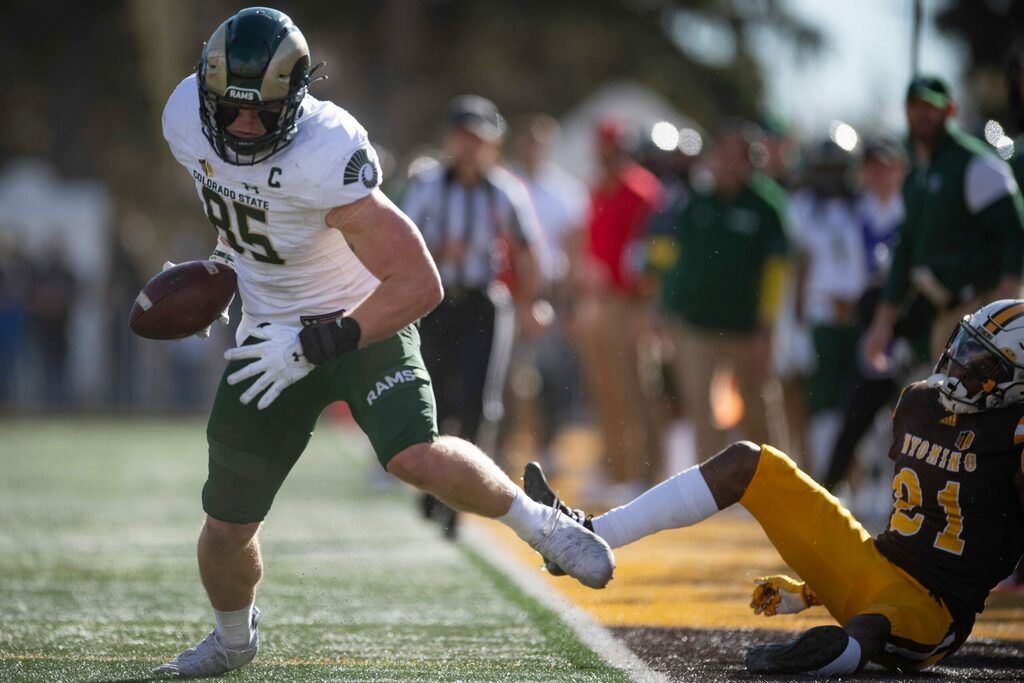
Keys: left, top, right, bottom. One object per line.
{"left": 0, "top": 419, "right": 625, "bottom": 682}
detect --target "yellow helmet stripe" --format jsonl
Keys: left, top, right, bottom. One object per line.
{"left": 984, "top": 302, "right": 1024, "bottom": 333}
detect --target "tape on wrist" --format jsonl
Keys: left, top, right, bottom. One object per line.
{"left": 210, "top": 248, "right": 236, "bottom": 268}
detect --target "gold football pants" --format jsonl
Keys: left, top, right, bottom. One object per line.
{"left": 740, "top": 445, "right": 960, "bottom": 670}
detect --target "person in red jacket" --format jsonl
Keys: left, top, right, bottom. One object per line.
{"left": 575, "top": 119, "right": 663, "bottom": 495}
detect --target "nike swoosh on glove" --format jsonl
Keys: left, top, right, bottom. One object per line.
{"left": 223, "top": 324, "right": 314, "bottom": 410}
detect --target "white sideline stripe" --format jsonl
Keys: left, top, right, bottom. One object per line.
{"left": 462, "top": 523, "right": 669, "bottom": 683}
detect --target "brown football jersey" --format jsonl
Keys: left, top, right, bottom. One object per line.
{"left": 875, "top": 381, "right": 1024, "bottom": 632}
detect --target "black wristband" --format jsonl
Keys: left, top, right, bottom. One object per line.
{"left": 298, "top": 316, "right": 361, "bottom": 365}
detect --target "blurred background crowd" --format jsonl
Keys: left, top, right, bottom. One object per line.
{"left": 3, "top": 0, "right": 1024, "bottom": 521}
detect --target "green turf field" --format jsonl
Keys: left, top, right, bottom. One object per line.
{"left": 0, "top": 418, "right": 625, "bottom": 682}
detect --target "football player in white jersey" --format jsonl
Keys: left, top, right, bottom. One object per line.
{"left": 152, "top": 7, "right": 613, "bottom": 677}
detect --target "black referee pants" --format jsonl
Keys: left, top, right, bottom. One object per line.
{"left": 419, "top": 287, "right": 514, "bottom": 443}
{"left": 823, "top": 289, "right": 935, "bottom": 491}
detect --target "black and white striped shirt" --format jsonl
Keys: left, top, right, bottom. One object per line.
{"left": 401, "top": 164, "right": 546, "bottom": 290}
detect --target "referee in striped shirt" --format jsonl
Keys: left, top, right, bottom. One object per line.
{"left": 402, "top": 95, "right": 545, "bottom": 537}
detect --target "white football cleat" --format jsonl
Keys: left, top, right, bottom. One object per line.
{"left": 152, "top": 606, "right": 261, "bottom": 678}
{"left": 530, "top": 505, "right": 614, "bottom": 589}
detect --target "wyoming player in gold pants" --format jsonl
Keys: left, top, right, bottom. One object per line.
{"left": 526, "top": 301, "right": 1024, "bottom": 675}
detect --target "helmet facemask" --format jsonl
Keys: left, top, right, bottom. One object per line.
{"left": 929, "top": 322, "right": 1018, "bottom": 413}
{"left": 198, "top": 56, "right": 309, "bottom": 165}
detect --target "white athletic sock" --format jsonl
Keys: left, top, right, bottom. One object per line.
{"left": 214, "top": 603, "right": 255, "bottom": 649}
{"left": 810, "top": 634, "right": 861, "bottom": 676}
{"left": 498, "top": 487, "right": 555, "bottom": 545}
{"left": 592, "top": 465, "right": 719, "bottom": 549}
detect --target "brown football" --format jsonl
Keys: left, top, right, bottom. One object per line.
{"left": 129, "top": 260, "right": 237, "bottom": 340}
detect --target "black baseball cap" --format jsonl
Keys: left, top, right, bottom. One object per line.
{"left": 444, "top": 95, "right": 507, "bottom": 141}
{"left": 906, "top": 75, "right": 953, "bottom": 107}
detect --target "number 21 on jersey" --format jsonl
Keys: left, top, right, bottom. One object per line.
{"left": 201, "top": 186, "right": 285, "bottom": 265}
{"left": 890, "top": 467, "right": 965, "bottom": 555}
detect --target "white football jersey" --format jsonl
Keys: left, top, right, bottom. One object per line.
{"left": 789, "top": 191, "right": 867, "bottom": 326}
{"left": 162, "top": 74, "right": 382, "bottom": 343}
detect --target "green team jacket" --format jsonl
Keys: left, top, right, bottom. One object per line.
{"left": 883, "top": 124, "right": 1024, "bottom": 307}
{"left": 661, "top": 173, "right": 789, "bottom": 332}
{"left": 1013, "top": 135, "right": 1024, "bottom": 195}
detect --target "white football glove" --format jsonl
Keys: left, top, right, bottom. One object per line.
{"left": 162, "top": 258, "right": 232, "bottom": 339}
{"left": 223, "top": 324, "right": 314, "bottom": 410}
{"left": 750, "top": 575, "right": 821, "bottom": 617}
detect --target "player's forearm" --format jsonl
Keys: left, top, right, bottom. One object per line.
{"left": 327, "top": 190, "right": 444, "bottom": 345}
{"left": 347, "top": 268, "right": 443, "bottom": 346}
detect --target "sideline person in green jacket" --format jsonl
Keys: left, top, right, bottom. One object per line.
{"left": 865, "top": 76, "right": 1024, "bottom": 369}
{"left": 661, "top": 120, "right": 789, "bottom": 459}
{"left": 1008, "top": 47, "right": 1024, "bottom": 201}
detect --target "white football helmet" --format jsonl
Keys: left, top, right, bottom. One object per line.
{"left": 928, "top": 299, "right": 1024, "bottom": 413}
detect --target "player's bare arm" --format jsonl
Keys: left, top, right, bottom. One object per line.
{"left": 225, "top": 192, "right": 442, "bottom": 411}
{"left": 325, "top": 188, "right": 443, "bottom": 346}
